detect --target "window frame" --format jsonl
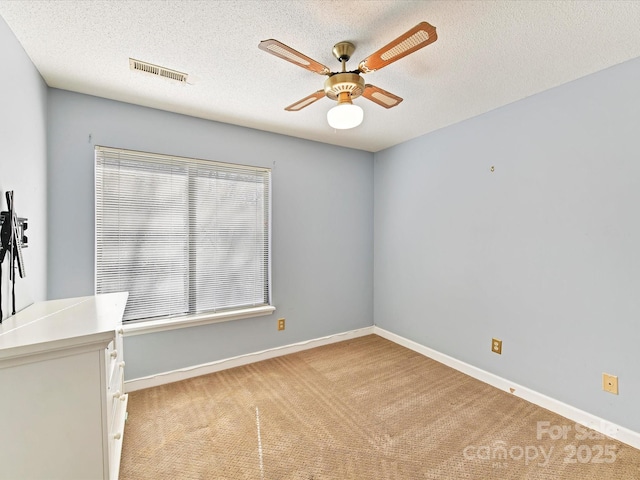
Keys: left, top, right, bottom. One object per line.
{"left": 94, "top": 146, "right": 275, "bottom": 336}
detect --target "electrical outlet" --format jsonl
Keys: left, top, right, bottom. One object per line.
{"left": 277, "top": 318, "right": 285, "bottom": 331}
{"left": 602, "top": 373, "right": 618, "bottom": 395}
{"left": 491, "top": 338, "right": 502, "bottom": 354}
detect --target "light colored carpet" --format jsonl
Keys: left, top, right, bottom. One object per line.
{"left": 120, "top": 334, "right": 640, "bottom": 479}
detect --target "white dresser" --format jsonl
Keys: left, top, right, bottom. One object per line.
{"left": 0, "top": 292, "right": 129, "bottom": 480}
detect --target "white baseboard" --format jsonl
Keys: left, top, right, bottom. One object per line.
{"left": 373, "top": 326, "right": 640, "bottom": 451}
{"left": 125, "top": 326, "right": 375, "bottom": 392}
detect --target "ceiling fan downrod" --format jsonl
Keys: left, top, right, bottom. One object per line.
{"left": 324, "top": 41, "right": 364, "bottom": 101}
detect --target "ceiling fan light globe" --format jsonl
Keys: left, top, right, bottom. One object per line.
{"left": 327, "top": 103, "right": 364, "bottom": 130}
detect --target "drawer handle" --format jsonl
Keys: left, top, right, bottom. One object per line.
{"left": 113, "top": 432, "right": 122, "bottom": 440}
{"left": 110, "top": 350, "right": 118, "bottom": 358}
{"left": 120, "top": 394, "right": 127, "bottom": 402}
{"left": 119, "top": 361, "right": 126, "bottom": 368}
{"left": 113, "top": 391, "right": 122, "bottom": 399}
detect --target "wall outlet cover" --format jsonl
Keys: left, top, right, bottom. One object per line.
{"left": 602, "top": 373, "right": 618, "bottom": 395}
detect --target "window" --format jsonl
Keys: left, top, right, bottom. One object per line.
{"left": 95, "top": 146, "right": 271, "bottom": 324}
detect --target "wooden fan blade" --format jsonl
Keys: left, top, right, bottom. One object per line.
{"left": 362, "top": 85, "right": 403, "bottom": 108}
{"left": 259, "top": 39, "right": 330, "bottom": 75}
{"left": 285, "top": 90, "right": 326, "bottom": 111}
{"left": 358, "top": 22, "right": 437, "bottom": 73}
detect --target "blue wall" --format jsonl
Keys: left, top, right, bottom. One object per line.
{"left": 47, "top": 90, "right": 373, "bottom": 379}
{"left": 374, "top": 56, "right": 640, "bottom": 433}
{"left": 0, "top": 16, "right": 47, "bottom": 319}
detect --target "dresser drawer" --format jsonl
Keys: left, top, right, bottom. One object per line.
{"left": 105, "top": 328, "right": 124, "bottom": 383}
{"left": 108, "top": 387, "right": 128, "bottom": 480}
{"left": 107, "top": 355, "right": 126, "bottom": 429}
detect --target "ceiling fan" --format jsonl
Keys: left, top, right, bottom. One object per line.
{"left": 258, "top": 22, "right": 437, "bottom": 130}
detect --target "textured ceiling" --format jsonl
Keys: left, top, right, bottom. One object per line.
{"left": 2, "top": 1, "right": 640, "bottom": 152}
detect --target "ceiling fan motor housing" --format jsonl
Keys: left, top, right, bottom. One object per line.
{"left": 324, "top": 73, "right": 365, "bottom": 101}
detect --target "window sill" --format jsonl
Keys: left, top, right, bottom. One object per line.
{"left": 121, "top": 305, "right": 276, "bottom": 337}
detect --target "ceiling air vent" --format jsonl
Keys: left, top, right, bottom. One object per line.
{"left": 129, "top": 58, "right": 188, "bottom": 83}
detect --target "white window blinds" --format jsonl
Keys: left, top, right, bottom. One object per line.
{"left": 95, "top": 146, "right": 271, "bottom": 322}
